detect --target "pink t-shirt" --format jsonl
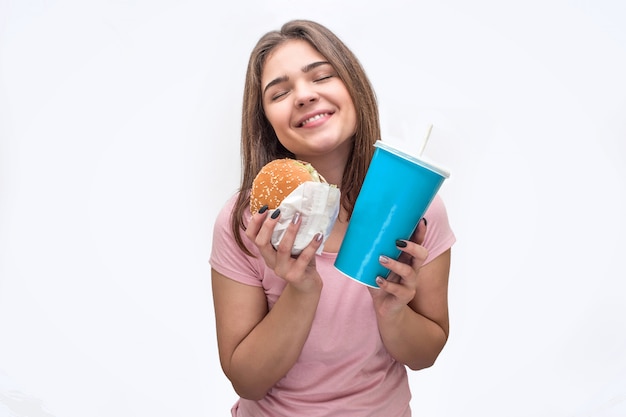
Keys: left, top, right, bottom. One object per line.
{"left": 210, "top": 193, "right": 456, "bottom": 417}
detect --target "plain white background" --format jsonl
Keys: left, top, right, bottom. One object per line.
{"left": 1, "top": 1, "right": 625, "bottom": 416}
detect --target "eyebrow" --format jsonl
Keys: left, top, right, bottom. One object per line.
{"left": 263, "top": 61, "right": 331, "bottom": 95}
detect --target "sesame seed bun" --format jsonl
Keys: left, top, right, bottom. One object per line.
{"left": 250, "top": 158, "right": 326, "bottom": 213}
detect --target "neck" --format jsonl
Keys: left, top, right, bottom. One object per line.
{"left": 296, "top": 143, "right": 351, "bottom": 188}
{"left": 308, "top": 156, "right": 345, "bottom": 187}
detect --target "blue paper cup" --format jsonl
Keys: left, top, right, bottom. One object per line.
{"left": 334, "top": 140, "right": 450, "bottom": 287}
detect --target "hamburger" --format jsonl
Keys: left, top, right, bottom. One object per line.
{"left": 250, "top": 158, "right": 329, "bottom": 213}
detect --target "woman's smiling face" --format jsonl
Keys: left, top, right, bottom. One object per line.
{"left": 261, "top": 39, "right": 357, "bottom": 161}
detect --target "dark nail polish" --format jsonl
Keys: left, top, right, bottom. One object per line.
{"left": 422, "top": 217, "right": 428, "bottom": 226}
{"left": 258, "top": 205, "right": 268, "bottom": 214}
{"left": 395, "top": 239, "right": 407, "bottom": 248}
{"left": 270, "top": 209, "right": 281, "bottom": 219}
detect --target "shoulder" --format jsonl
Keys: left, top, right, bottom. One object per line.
{"left": 213, "top": 191, "right": 251, "bottom": 231}
{"left": 211, "top": 192, "right": 248, "bottom": 255}
{"left": 210, "top": 192, "right": 263, "bottom": 282}
{"left": 422, "top": 193, "right": 456, "bottom": 264}
{"left": 424, "top": 194, "right": 451, "bottom": 227}
{"left": 214, "top": 192, "right": 239, "bottom": 227}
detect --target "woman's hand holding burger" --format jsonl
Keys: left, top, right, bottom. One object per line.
{"left": 245, "top": 158, "right": 335, "bottom": 292}
{"left": 246, "top": 202, "right": 324, "bottom": 293}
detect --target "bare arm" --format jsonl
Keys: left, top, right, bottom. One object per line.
{"left": 212, "top": 209, "right": 323, "bottom": 400}
{"left": 369, "top": 220, "right": 451, "bottom": 370}
{"left": 212, "top": 269, "right": 321, "bottom": 399}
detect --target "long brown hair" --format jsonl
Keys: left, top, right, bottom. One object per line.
{"left": 231, "top": 19, "right": 380, "bottom": 255}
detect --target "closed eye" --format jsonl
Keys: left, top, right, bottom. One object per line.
{"left": 315, "top": 74, "right": 333, "bottom": 82}
{"left": 270, "top": 90, "right": 289, "bottom": 101}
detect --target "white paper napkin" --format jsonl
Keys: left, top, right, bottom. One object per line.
{"left": 270, "top": 182, "right": 340, "bottom": 255}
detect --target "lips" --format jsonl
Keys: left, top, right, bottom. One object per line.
{"left": 297, "top": 111, "right": 332, "bottom": 127}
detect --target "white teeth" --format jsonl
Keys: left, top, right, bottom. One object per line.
{"left": 300, "top": 113, "right": 327, "bottom": 126}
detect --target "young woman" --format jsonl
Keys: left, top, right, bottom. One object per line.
{"left": 210, "top": 19, "right": 456, "bottom": 417}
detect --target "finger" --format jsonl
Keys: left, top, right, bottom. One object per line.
{"left": 289, "top": 233, "right": 323, "bottom": 276}
{"left": 394, "top": 238, "right": 429, "bottom": 269}
{"left": 275, "top": 232, "right": 323, "bottom": 280}
{"left": 255, "top": 208, "right": 281, "bottom": 250}
{"left": 375, "top": 276, "right": 416, "bottom": 300}
{"left": 245, "top": 205, "right": 269, "bottom": 240}
{"left": 379, "top": 255, "right": 415, "bottom": 283}
{"left": 395, "top": 247, "right": 413, "bottom": 266}
{"left": 393, "top": 219, "right": 427, "bottom": 265}
{"left": 274, "top": 211, "right": 302, "bottom": 259}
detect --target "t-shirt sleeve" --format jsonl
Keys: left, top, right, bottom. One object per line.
{"left": 421, "top": 194, "right": 456, "bottom": 265}
{"left": 209, "top": 194, "right": 264, "bottom": 287}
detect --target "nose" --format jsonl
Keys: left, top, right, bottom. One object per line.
{"left": 294, "top": 83, "right": 319, "bottom": 107}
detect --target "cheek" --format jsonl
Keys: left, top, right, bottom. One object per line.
{"left": 345, "top": 103, "right": 358, "bottom": 134}
{"left": 339, "top": 88, "right": 357, "bottom": 132}
{"left": 264, "top": 105, "right": 288, "bottom": 132}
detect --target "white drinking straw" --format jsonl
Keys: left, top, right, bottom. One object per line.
{"left": 418, "top": 123, "right": 433, "bottom": 156}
